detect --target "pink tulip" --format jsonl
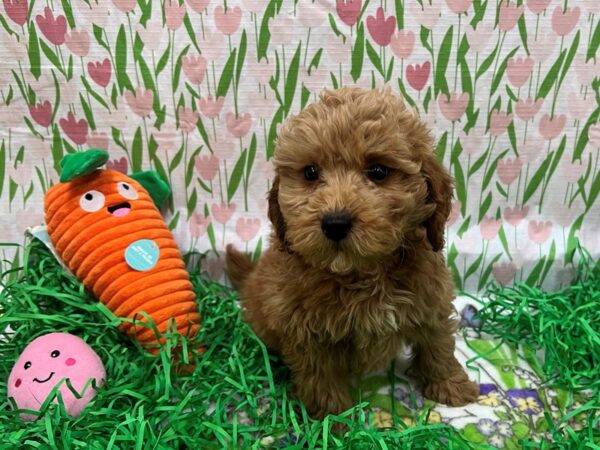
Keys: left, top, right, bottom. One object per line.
{"left": 88, "top": 59, "right": 112, "bottom": 88}
{"left": 490, "top": 111, "right": 513, "bottom": 136}
{"left": 189, "top": 213, "right": 211, "bottom": 237}
{"left": 298, "top": 0, "right": 327, "bottom": 28}
{"left": 497, "top": 158, "right": 523, "bottom": 185}
{"left": 87, "top": 131, "right": 109, "bottom": 150}
{"left": 29, "top": 101, "right": 52, "bottom": 128}
{"left": 178, "top": 106, "right": 199, "bottom": 133}
{"left": 446, "top": 0, "right": 472, "bottom": 14}
{"left": 528, "top": 34, "right": 555, "bottom": 62}
{"left": 182, "top": 54, "right": 207, "bottom": 84}
{"left": 504, "top": 205, "right": 529, "bottom": 226}
{"left": 390, "top": 30, "right": 415, "bottom": 59}
{"left": 465, "top": 23, "right": 493, "bottom": 53}
{"left": 35, "top": 7, "right": 67, "bottom": 45}
{"left": 226, "top": 112, "right": 252, "bottom": 138}
{"left": 199, "top": 96, "right": 225, "bottom": 118}
{"left": 3, "top": 0, "right": 27, "bottom": 26}
{"left": 195, "top": 153, "right": 219, "bottom": 181}
{"left": 302, "top": 66, "right": 329, "bottom": 94}
{"left": 214, "top": 5, "right": 241, "bottom": 35}
{"left": 106, "top": 157, "right": 128, "bottom": 174}
{"left": 367, "top": 7, "right": 396, "bottom": 47}
{"left": 186, "top": 0, "right": 210, "bottom": 14}
{"left": 111, "top": 0, "right": 136, "bottom": 13}
{"left": 447, "top": 201, "right": 461, "bottom": 226}
{"left": 498, "top": 0, "right": 523, "bottom": 32}
{"left": 152, "top": 123, "right": 178, "bottom": 153}
{"left": 211, "top": 202, "right": 236, "bottom": 224}
{"left": 539, "top": 114, "right": 566, "bottom": 140}
{"left": 459, "top": 128, "right": 485, "bottom": 155}
{"left": 409, "top": 1, "right": 441, "bottom": 29}
{"left": 269, "top": 14, "right": 294, "bottom": 46}
{"left": 480, "top": 217, "right": 502, "bottom": 240}
{"left": 560, "top": 159, "right": 584, "bottom": 183}
{"left": 166, "top": 0, "right": 186, "bottom": 31}
{"left": 137, "top": 20, "right": 163, "bottom": 51}
{"left": 236, "top": 218, "right": 261, "bottom": 242}
{"left": 526, "top": 0, "right": 551, "bottom": 15}
{"left": 551, "top": 6, "right": 580, "bottom": 36}
{"left": 528, "top": 220, "right": 552, "bottom": 245}
{"left": 59, "top": 112, "right": 88, "bottom": 145}
{"left": 406, "top": 61, "right": 431, "bottom": 91}
{"left": 492, "top": 262, "right": 517, "bottom": 285}
{"left": 584, "top": 0, "right": 600, "bottom": 14}
{"left": 64, "top": 30, "right": 90, "bottom": 57}
{"left": 568, "top": 92, "right": 596, "bottom": 121}
{"left": 515, "top": 97, "right": 543, "bottom": 121}
{"left": 575, "top": 55, "right": 598, "bottom": 86}
{"left": 588, "top": 124, "right": 600, "bottom": 148}
{"left": 506, "top": 57, "right": 534, "bottom": 88}
{"left": 9, "top": 163, "right": 32, "bottom": 186}
{"left": 438, "top": 92, "right": 469, "bottom": 122}
{"left": 124, "top": 88, "right": 154, "bottom": 117}
{"left": 336, "top": 0, "right": 362, "bottom": 26}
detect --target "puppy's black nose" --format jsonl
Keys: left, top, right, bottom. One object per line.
{"left": 321, "top": 212, "right": 352, "bottom": 241}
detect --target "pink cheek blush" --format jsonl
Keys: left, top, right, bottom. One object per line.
{"left": 7, "top": 333, "right": 106, "bottom": 421}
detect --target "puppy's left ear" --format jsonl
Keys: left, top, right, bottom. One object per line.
{"left": 421, "top": 152, "right": 454, "bottom": 252}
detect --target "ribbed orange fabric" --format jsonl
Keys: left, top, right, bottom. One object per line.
{"left": 44, "top": 169, "right": 202, "bottom": 353}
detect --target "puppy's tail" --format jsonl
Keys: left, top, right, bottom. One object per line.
{"left": 225, "top": 244, "right": 255, "bottom": 290}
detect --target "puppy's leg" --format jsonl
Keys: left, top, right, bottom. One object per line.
{"left": 410, "top": 321, "right": 478, "bottom": 407}
{"left": 282, "top": 343, "right": 353, "bottom": 419}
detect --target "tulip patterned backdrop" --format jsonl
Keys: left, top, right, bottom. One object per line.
{"left": 1, "top": 0, "right": 599, "bottom": 444}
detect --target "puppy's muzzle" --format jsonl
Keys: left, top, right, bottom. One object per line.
{"left": 321, "top": 212, "right": 352, "bottom": 241}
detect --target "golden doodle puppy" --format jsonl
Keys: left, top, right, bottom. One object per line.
{"left": 226, "top": 87, "right": 478, "bottom": 419}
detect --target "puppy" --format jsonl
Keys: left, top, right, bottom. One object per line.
{"left": 226, "top": 88, "right": 478, "bottom": 419}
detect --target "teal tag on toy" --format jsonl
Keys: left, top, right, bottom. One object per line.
{"left": 125, "top": 239, "right": 159, "bottom": 271}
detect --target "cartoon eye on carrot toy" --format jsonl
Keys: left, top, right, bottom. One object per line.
{"left": 44, "top": 149, "right": 202, "bottom": 355}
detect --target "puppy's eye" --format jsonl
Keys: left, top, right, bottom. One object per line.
{"left": 304, "top": 165, "right": 319, "bottom": 182}
{"left": 366, "top": 164, "right": 390, "bottom": 182}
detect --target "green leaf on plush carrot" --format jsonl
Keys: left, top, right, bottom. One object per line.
{"left": 131, "top": 127, "right": 143, "bottom": 173}
{"left": 350, "top": 23, "right": 365, "bottom": 82}
{"left": 173, "top": 44, "right": 190, "bottom": 93}
{"left": 434, "top": 25, "right": 453, "bottom": 97}
{"left": 28, "top": 23, "right": 41, "bottom": 79}
{"left": 366, "top": 40, "right": 383, "bottom": 76}
{"left": 228, "top": 149, "right": 247, "bottom": 202}
{"left": 217, "top": 48, "right": 237, "bottom": 98}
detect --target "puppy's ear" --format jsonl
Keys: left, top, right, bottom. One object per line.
{"left": 421, "top": 152, "right": 453, "bottom": 252}
{"left": 267, "top": 175, "right": 288, "bottom": 250}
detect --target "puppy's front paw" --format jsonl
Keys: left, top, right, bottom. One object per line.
{"left": 423, "top": 378, "right": 479, "bottom": 407}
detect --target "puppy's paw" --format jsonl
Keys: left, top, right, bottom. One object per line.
{"left": 423, "top": 378, "right": 479, "bottom": 407}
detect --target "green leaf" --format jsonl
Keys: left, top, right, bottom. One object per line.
{"left": 479, "top": 253, "right": 502, "bottom": 291}
{"left": 476, "top": 43, "right": 498, "bottom": 80}
{"left": 434, "top": 25, "right": 453, "bottom": 97}
{"left": 284, "top": 43, "right": 301, "bottom": 114}
{"left": 80, "top": 76, "right": 109, "bottom": 109}
{"left": 366, "top": 40, "right": 383, "bottom": 76}
{"left": 420, "top": 27, "right": 432, "bottom": 53}
{"left": 470, "top": 0, "right": 487, "bottom": 28}
{"left": 39, "top": 40, "right": 64, "bottom": 75}
{"left": 60, "top": 0, "right": 76, "bottom": 28}
{"left": 131, "top": 127, "right": 143, "bottom": 173}
{"left": 539, "top": 240, "right": 556, "bottom": 285}
{"left": 138, "top": 56, "right": 160, "bottom": 113}
{"left": 546, "top": 135, "right": 566, "bottom": 183}
{"left": 350, "top": 23, "right": 365, "bottom": 82}
{"left": 235, "top": 30, "right": 247, "bottom": 89}
{"left": 115, "top": 25, "right": 133, "bottom": 93}
{"left": 156, "top": 41, "right": 171, "bottom": 76}
{"left": 93, "top": 24, "right": 109, "bottom": 52}
{"left": 396, "top": 78, "right": 416, "bottom": 109}
{"left": 436, "top": 131, "right": 448, "bottom": 163}
{"left": 168, "top": 211, "right": 180, "bottom": 231}
{"left": 523, "top": 152, "right": 552, "bottom": 204}
{"left": 526, "top": 257, "right": 546, "bottom": 286}
{"left": 0, "top": 141, "right": 5, "bottom": 198}
{"left": 395, "top": 0, "right": 404, "bottom": 29}
{"left": 51, "top": 124, "right": 64, "bottom": 174}
{"left": 59, "top": 149, "right": 108, "bottom": 182}
{"left": 207, "top": 222, "right": 217, "bottom": 253}
{"left": 183, "top": 14, "right": 200, "bottom": 54}
{"left": 558, "top": 31, "right": 580, "bottom": 87}
{"left": 217, "top": 49, "right": 237, "bottom": 98}
{"left": 496, "top": 181, "right": 507, "bottom": 198}
{"left": 462, "top": 424, "right": 486, "bottom": 444}
{"left": 478, "top": 191, "right": 492, "bottom": 222}
{"left": 186, "top": 148, "right": 201, "bottom": 188}
{"left": 588, "top": 20, "right": 600, "bottom": 62}
{"left": 0, "top": 13, "right": 18, "bottom": 38}
{"left": 574, "top": 107, "right": 600, "bottom": 160}
{"left": 308, "top": 48, "right": 323, "bottom": 73}
{"left": 517, "top": 14, "right": 528, "bottom": 55}
{"left": 300, "top": 85, "right": 311, "bottom": 110}
{"left": 385, "top": 57, "right": 394, "bottom": 82}
{"left": 257, "top": 0, "right": 283, "bottom": 61}
{"left": 138, "top": 0, "right": 152, "bottom": 26}
{"left": 228, "top": 150, "right": 247, "bottom": 202}
{"left": 28, "top": 23, "right": 41, "bottom": 80}
{"left": 79, "top": 93, "right": 96, "bottom": 130}
{"left": 267, "top": 107, "right": 285, "bottom": 159}
{"left": 169, "top": 145, "right": 185, "bottom": 172}
{"left": 252, "top": 237, "right": 263, "bottom": 263}
{"left": 464, "top": 254, "right": 483, "bottom": 281}
{"left": 483, "top": 149, "right": 509, "bottom": 191}
{"left": 173, "top": 44, "right": 190, "bottom": 93}
{"left": 187, "top": 188, "right": 198, "bottom": 217}
{"left": 246, "top": 134, "right": 257, "bottom": 178}
{"left": 536, "top": 50, "right": 566, "bottom": 99}
{"left": 328, "top": 13, "right": 343, "bottom": 38}
{"left": 491, "top": 46, "right": 518, "bottom": 96}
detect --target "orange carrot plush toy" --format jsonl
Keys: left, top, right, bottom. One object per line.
{"left": 44, "top": 149, "right": 201, "bottom": 354}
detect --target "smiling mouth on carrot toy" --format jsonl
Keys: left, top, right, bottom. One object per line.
{"left": 108, "top": 202, "right": 131, "bottom": 217}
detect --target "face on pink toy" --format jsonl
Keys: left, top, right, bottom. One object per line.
{"left": 8, "top": 333, "right": 106, "bottom": 421}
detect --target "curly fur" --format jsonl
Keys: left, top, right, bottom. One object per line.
{"left": 226, "top": 88, "right": 478, "bottom": 419}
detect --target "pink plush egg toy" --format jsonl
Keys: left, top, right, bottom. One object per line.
{"left": 8, "top": 333, "right": 106, "bottom": 420}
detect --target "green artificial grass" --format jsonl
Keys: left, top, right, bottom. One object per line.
{"left": 0, "top": 240, "right": 476, "bottom": 449}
